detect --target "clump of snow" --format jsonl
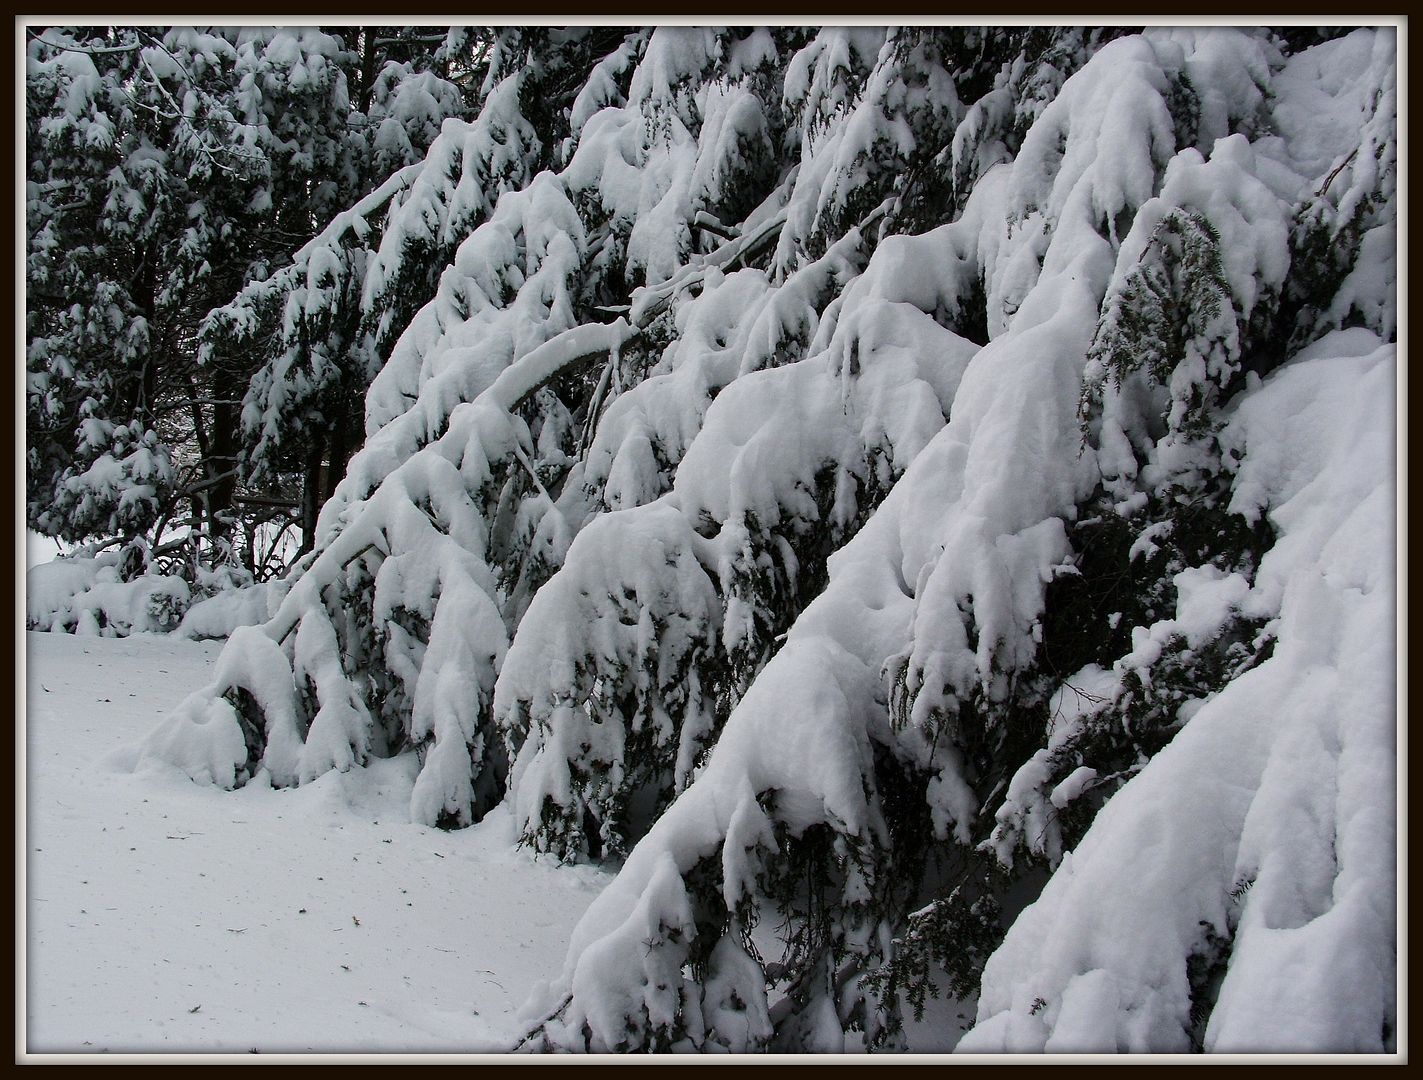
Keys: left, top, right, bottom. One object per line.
{"left": 176, "top": 578, "right": 289, "bottom": 640}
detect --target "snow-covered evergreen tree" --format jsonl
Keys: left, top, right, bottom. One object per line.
{"left": 128, "top": 24, "right": 1396, "bottom": 1054}
{"left": 26, "top": 26, "right": 475, "bottom": 581}
{"left": 204, "top": 28, "right": 471, "bottom": 549}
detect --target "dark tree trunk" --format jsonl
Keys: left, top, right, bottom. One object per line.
{"left": 324, "top": 409, "right": 357, "bottom": 503}
{"left": 356, "top": 28, "right": 380, "bottom": 116}
{"left": 299, "top": 432, "right": 327, "bottom": 556}
{"left": 207, "top": 365, "right": 244, "bottom": 555}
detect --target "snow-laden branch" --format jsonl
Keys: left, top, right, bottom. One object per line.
{"left": 493, "top": 319, "right": 635, "bottom": 411}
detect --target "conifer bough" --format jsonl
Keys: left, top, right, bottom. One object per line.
{"left": 111, "top": 26, "right": 1394, "bottom": 1053}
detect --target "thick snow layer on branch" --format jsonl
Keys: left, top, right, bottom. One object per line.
{"left": 961, "top": 333, "right": 1395, "bottom": 1053}
{"left": 362, "top": 75, "right": 542, "bottom": 337}
{"left": 522, "top": 31, "right": 1172, "bottom": 1035}
{"left": 518, "top": 29, "right": 1396, "bottom": 1053}
{"left": 498, "top": 211, "right": 978, "bottom": 862}
{"left": 498, "top": 501, "right": 724, "bottom": 857}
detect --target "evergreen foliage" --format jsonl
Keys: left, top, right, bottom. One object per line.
{"left": 26, "top": 25, "right": 473, "bottom": 571}
{"left": 27, "top": 23, "right": 1395, "bottom": 1054}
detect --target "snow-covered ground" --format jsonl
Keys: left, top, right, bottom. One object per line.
{"left": 25, "top": 531, "right": 62, "bottom": 568}
{"left": 21, "top": 630, "right": 973, "bottom": 1058}
{"left": 23, "top": 630, "right": 613, "bottom": 1057}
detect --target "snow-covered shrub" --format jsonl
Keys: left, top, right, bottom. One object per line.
{"left": 176, "top": 576, "right": 290, "bottom": 641}
{"left": 25, "top": 534, "right": 286, "bottom": 640}
{"left": 28, "top": 553, "right": 177, "bottom": 636}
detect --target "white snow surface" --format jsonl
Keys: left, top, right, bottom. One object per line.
{"left": 24, "top": 631, "right": 612, "bottom": 1054}
{"left": 24, "top": 631, "right": 971, "bottom": 1056}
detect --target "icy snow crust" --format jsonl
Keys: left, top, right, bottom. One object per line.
{"left": 131, "top": 26, "right": 1397, "bottom": 1054}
